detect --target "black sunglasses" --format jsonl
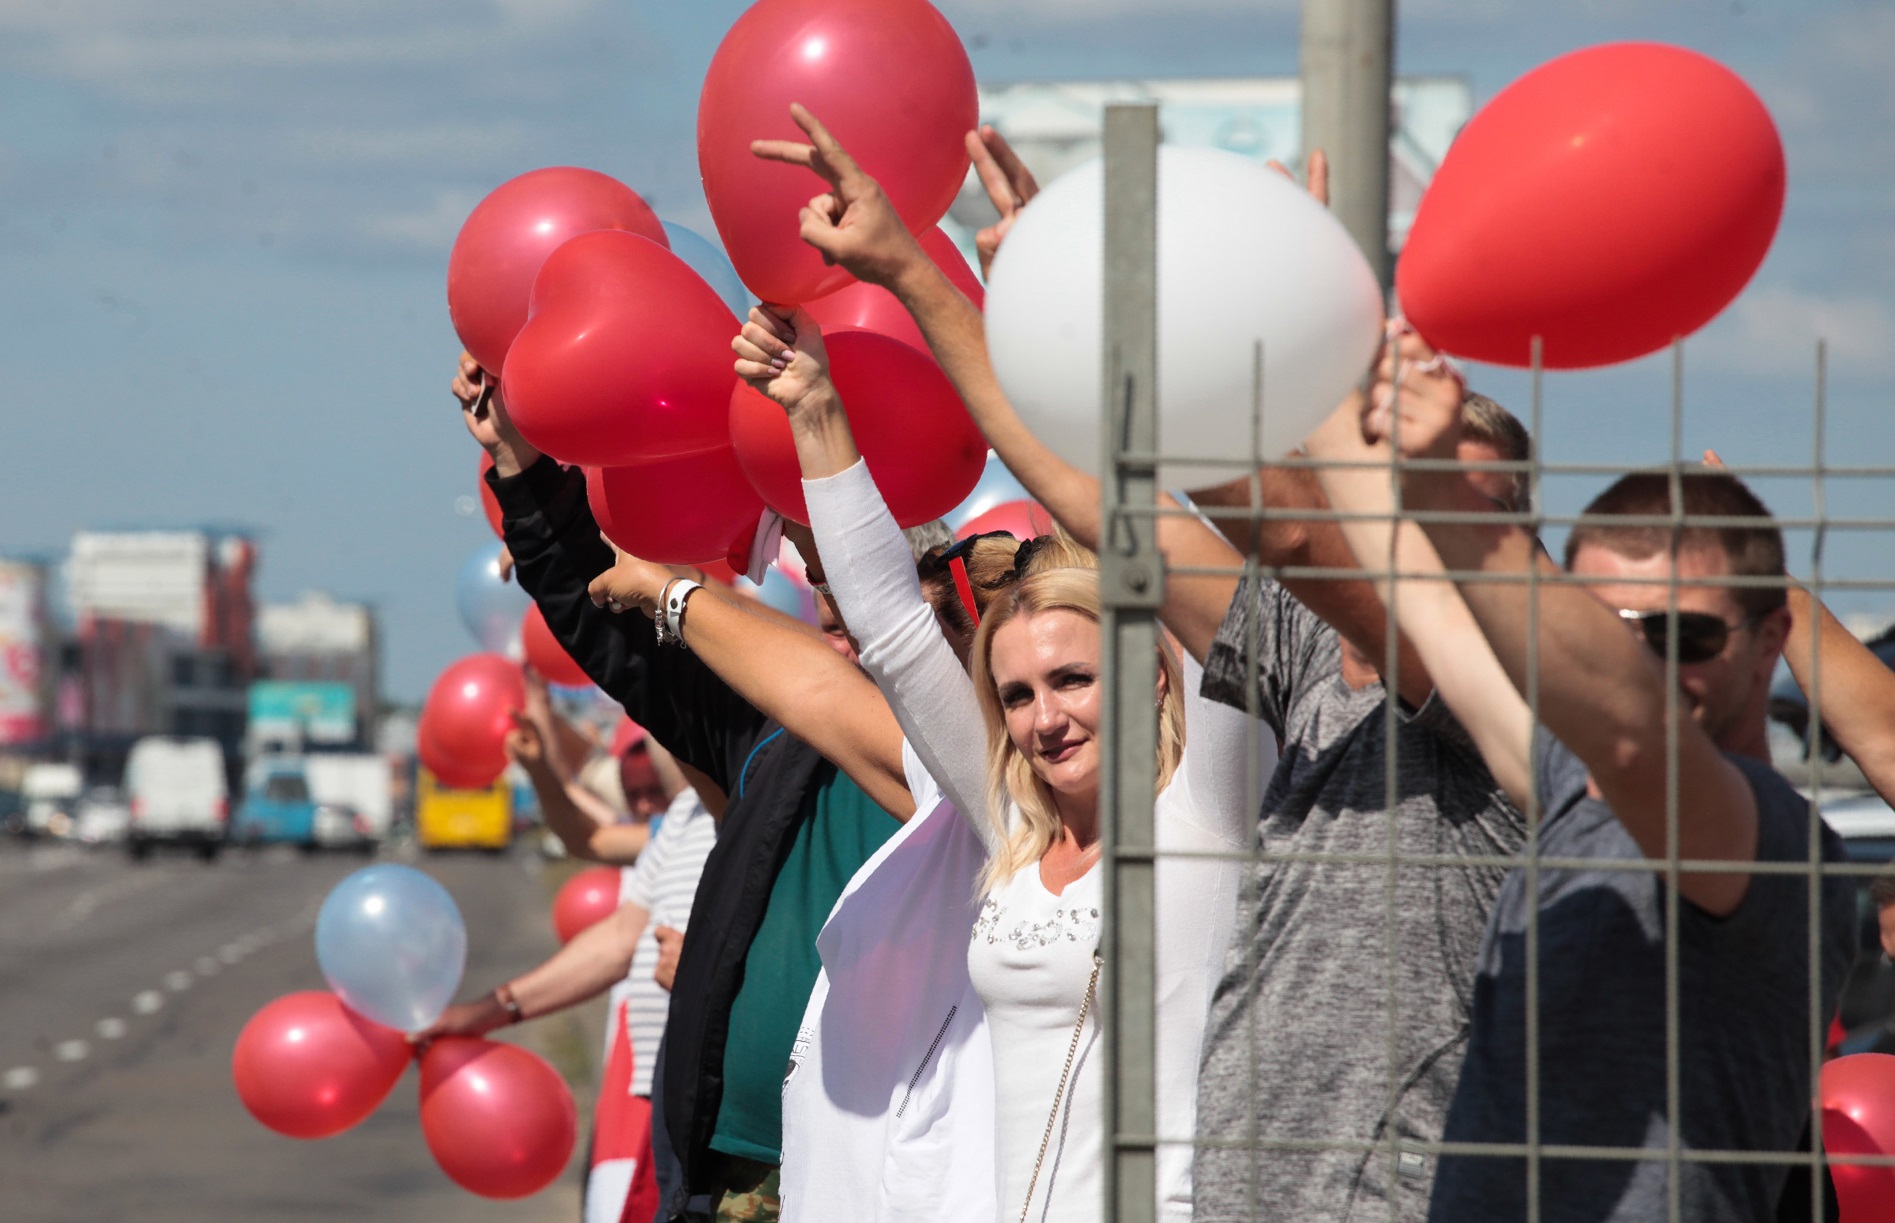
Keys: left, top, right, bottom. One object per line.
{"left": 1615, "top": 608, "right": 1753, "bottom": 665}
{"left": 919, "top": 529, "right": 1018, "bottom": 574}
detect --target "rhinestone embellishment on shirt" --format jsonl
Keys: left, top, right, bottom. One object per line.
{"left": 972, "top": 898, "right": 1102, "bottom": 948}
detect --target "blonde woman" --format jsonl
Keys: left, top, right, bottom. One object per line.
{"left": 743, "top": 308, "right": 1263, "bottom": 1223}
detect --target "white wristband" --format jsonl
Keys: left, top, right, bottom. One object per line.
{"left": 664, "top": 579, "right": 703, "bottom": 645}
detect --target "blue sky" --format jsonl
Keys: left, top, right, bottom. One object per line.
{"left": 0, "top": 0, "right": 1889, "bottom": 700}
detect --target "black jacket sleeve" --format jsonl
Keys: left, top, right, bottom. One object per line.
{"left": 488, "top": 456, "right": 765, "bottom": 795}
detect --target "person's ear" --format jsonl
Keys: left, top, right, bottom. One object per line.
{"left": 1153, "top": 659, "right": 1171, "bottom": 709}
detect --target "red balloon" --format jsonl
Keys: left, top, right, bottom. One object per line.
{"left": 957, "top": 499, "right": 1054, "bottom": 542}
{"left": 804, "top": 228, "right": 984, "bottom": 354}
{"left": 698, "top": 0, "right": 976, "bottom": 304}
{"left": 552, "top": 866, "right": 622, "bottom": 944}
{"left": 232, "top": 991, "right": 411, "bottom": 1140}
{"left": 521, "top": 604, "right": 590, "bottom": 688}
{"left": 586, "top": 447, "right": 765, "bottom": 565}
{"left": 1824, "top": 1054, "right": 1895, "bottom": 1223}
{"left": 418, "top": 654, "right": 526, "bottom": 790}
{"left": 730, "top": 330, "right": 986, "bottom": 526}
{"left": 448, "top": 167, "right": 667, "bottom": 375}
{"left": 419, "top": 1037, "right": 576, "bottom": 1199}
{"left": 502, "top": 231, "right": 740, "bottom": 468}
{"left": 1397, "top": 43, "right": 1784, "bottom": 369}
{"left": 478, "top": 452, "right": 504, "bottom": 539}
{"left": 699, "top": 557, "right": 740, "bottom": 585}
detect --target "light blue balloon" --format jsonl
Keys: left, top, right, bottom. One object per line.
{"left": 457, "top": 540, "right": 531, "bottom": 654}
{"left": 316, "top": 864, "right": 468, "bottom": 1032}
{"left": 662, "top": 221, "right": 753, "bottom": 320}
{"left": 747, "top": 568, "right": 816, "bottom": 625}
{"left": 947, "top": 452, "right": 1029, "bottom": 530}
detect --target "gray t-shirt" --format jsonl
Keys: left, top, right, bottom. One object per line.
{"left": 1428, "top": 728, "right": 1855, "bottom": 1222}
{"left": 1194, "top": 576, "right": 1527, "bottom": 1222}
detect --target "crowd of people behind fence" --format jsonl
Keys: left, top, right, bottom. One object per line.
{"left": 418, "top": 109, "right": 1895, "bottom": 1223}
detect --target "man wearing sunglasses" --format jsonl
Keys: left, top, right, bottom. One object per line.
{"left": 1306, "top": 331, "right": 1855, "bottom": 1223}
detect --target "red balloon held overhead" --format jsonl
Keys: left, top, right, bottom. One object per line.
{"left": 698, "top": 0, "right": 977, "bottom": 304}
{"left": 419, "top": 1037, "right": 577, "bottom": 1199}
{"left": 1397, "top": 43, "right": 1784, "bottom": 370}
{"left": 478, "top": 452, "right": 504, "bottom": 539}
{"left": 957, "top": 499, "right": 1054, "bottom": 542}
{"left": 448, "top": 167, "right": 667, "bottom": 375}
{"left": 521, "top": 605, "right": 590, "bottom": 688}
{"left": 502, "top": 231, "right": 740, "bottom": 468}
{"left": 730, "top": 329, "right": 986, "bottom": 526}
{"left": 552, "top": 866, "right": 622, "bottom": 944}
{"left": 1823, "top": 1054, "right": 1895, "bottom": 1223}
{"left": 804, "top": 228, "right": 984, "bottom": 355}
{"left": 231, "top": 991, "right": 411, "bottom": 1140}
{"left": 418, "top": 654, "right": 526, "bottom": 791}
{"left": 586, "top": 447, "right": 765, "bottom": 566}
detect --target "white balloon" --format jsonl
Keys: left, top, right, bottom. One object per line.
{"left": 983, "top": 147, "right": 1385, "bottom": 488}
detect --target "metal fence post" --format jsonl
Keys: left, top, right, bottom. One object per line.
{"left": 1099, "top": 102, "right": 1162, "bottom": 1223}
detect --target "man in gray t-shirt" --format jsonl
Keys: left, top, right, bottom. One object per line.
{"left": 1307, "top": 328, "right": 1855, "bottom": 1222}
{"left": 1195, "top": 576, "right": 1526, "bottom": 1221}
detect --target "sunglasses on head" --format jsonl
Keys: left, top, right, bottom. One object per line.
{"left": 921, "top": 530, "right": 1019, "bottom": 628}
{"left": 1615, "top": 608, "right": 1752, "bottom": 665}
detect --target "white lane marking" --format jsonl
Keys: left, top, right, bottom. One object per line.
{"left": 131, "top": 990, "right": 164, "bottom": 1016}
{"left": 54, "top": 1040, "right": 88, "bottom": 1063}
{"left": 3, "top": 1066, "right": 37, "bottom": 1090}
{"left": 163, "top": 971, "right": 193, "bottom": 992}
{"left": 194, "top": 957, "right": 219, "bottom": 977}
{"left": 217, "top": 944, "right": 243, "bottom": 964}
{"left": 95, "top": 1018, "right": 127, "bottom": 1040}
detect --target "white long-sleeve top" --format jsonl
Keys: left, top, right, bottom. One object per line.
{"left": 802, "top": 461, "right": 1269, "bottom": 1223}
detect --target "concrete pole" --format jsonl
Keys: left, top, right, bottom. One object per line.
{"left": 1300, "top": 0, "right": 1395, "bottom": 290}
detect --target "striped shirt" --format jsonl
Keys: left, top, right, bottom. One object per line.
{"left": 617, "top": 788, "right": 717, "bottom": 1097}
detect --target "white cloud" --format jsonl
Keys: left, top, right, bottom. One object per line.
{"left": 1695, "top": 285, "right": 1895, "bottom": 380}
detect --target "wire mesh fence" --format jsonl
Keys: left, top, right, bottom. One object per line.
{"left": 1093, "top": 102, "right": 1895, "bottom": 1223}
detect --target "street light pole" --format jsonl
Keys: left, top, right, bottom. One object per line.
{"left": 1300, "top": 0, "right": 1395, "bottom": 291}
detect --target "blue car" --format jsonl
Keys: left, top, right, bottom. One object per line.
{"left": 233, "top": 759, "right": 319, "bottom": 848}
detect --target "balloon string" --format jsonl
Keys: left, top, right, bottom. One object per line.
{"left": 471, "top": 370, "right": 494, "bottom": 422}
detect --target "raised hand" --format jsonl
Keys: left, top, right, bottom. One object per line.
{"left": 1361, "top": 323, "right": 1465, "bottom": 463}
{"left": 586, "top": 550, "right": 676, "bottom": 618}
{"left": 966, "top": 124, "right": 1039, "bottom": 278}
{"left": 1265, "top": 147, "right": 1330, "bottom": 208}
{"left": 750, "top": 104, "right": 929, "bottom": 287}
{"left": 731, "top": 305, "right": 838, "bottom": 418}
{"left": 451, "top": 351, "right": 541, "bottom": 477}
{"left": 503, "top": 712, "right": 546, "bottom": 770}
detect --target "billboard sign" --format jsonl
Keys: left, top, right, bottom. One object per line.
{"left": 0, "top": 562, "right": 46, "bottom": 745}
{"left": 248, "top": 681, "right": 356, "bottom": 745}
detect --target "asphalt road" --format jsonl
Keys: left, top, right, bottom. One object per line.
{"left": 0, "top": 837, "right": 601, "bottom": 1223}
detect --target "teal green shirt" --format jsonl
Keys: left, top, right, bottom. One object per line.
{"left": 709, "top": 767, "right": 900, "bottom": 1163}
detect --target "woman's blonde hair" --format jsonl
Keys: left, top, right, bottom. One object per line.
{"left": 969, "top": 534, "right": 1185, "bottom": 894}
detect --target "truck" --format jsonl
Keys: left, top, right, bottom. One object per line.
{"left": 22, "top": 763, "right": 83, "bottom": 839}
{"left": 125, "top": 736, "right": 228, "bottom": 861}
{"left": 304, "top": 754, "right": 394, "bottom": 848}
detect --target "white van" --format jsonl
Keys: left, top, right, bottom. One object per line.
{"left": 125, "top": 737, "right": 229, "bottom": 861}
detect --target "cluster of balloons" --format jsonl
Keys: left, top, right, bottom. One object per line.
{"left": 232, "top": 867, "right": 576, "bottom": 1199}
{"left": 448, "top": 0, "right": 989, "bottom": 568}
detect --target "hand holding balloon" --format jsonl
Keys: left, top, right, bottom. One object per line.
{"left": 965, "top": 124, "right": 1040, "bottom": 279}
{"left": 410, "top": 992, "right": 516, "bottom": 1048}
{"left": 731, "top": 306, "right": 846, "bottom": 427}
{"left": 586, "top": 550, "right": 677, "bottom": 619}
{"left": 453, "top": 352, "right": 540, "bottom": 479}
{"left": 751, "top": 105, "right": 934, "bottom": 292}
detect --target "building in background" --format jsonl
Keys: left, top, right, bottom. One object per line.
{"left": 60, "top": 531, "right": 259, "bottom": 787}
{"left": 256, "top": 592, "right": 379, "bottom": 752}
{"left": 943, "top": 75, "right": 1472, "bottom": 258}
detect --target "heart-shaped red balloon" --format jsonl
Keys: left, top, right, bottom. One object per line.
{"left": 1397, "top": 42, "right": 1784, "bottom": 369}
{"left": 586, "top": 446, "right": 765, "bottom": 566}
{"left": 730, "top": 329, "right": 987, "bottom": 526}
{"left": 1822, "top": 1054, "right": 1895, "bottom": 1223}
{"left": 805, "top": 228, "right": 984, "bottom": 356}
{"left": 698, "top": 0, "right": 977, "bottom": 305}
{"left": 448, "top": 167, "right": 666, "bottom": 375}
{"left": 501, "top": 230, "right": 740, "bottom": 468}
